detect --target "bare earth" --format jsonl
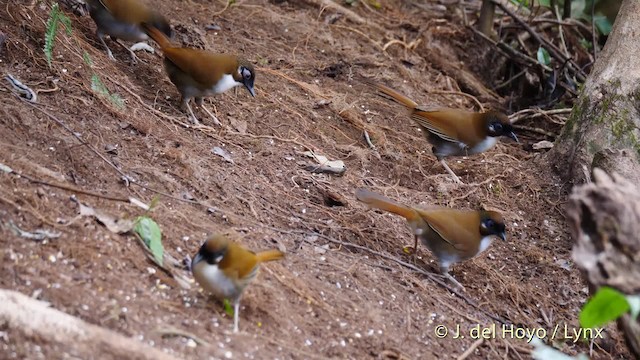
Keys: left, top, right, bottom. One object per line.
{"left": 0, "top": 1, "right": 631, "bottom": 359}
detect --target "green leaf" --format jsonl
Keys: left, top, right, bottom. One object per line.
{"left": 82, "top": 52, "right": 93, "bottom": 67}
{"left": 627, "top": 295, "right": 640, "bottom": 319}
{"left": 537, "top": 47, "right": 551, "bottom": 66}
{"left": 538, "top": 0, "right": 551, "bottom": 7}
{"left": 44, "top": 3, "right": 61, "bottom": 68}
{"left": 223, "top": 299, "right": 234, "bottom": 317}
{"left": 593, "top": 15, "right": 613, "bottom": 35}
{"left": 580, "top": 287, "right": 630, "bottom": 328}
{"left": 90, "top": 74, "right": 125, "bottom": 109}
{"left": 60, "top": 12, "right": 73, "bottom": 36}
{"left": 134, "top": 216, "right": 163, "bottom": 265}
{"left": 579, "top": 38, "right": 593, "bottom": 51}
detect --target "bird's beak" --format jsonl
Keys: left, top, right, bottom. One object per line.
{"left": 498, "top": 232, "right": 507, "bottom": 242}
{"left": 508, "top": 131, "right": 519, "bottom": 143}
{"left": 245, "top": 83, "right": 256, "bottom": 97}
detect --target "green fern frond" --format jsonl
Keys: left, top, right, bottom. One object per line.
{"left": 44, "top": 3, "right": 61, "bottom": 67}
{"left": 91, "top": 74, "right": 125, "bottom": 109}
{"left": 44, "top": 3, "right": 73, "bottom": 68}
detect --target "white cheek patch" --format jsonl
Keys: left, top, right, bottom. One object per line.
{"left": 214, "top": 255, "right": 223, "bottom": 263}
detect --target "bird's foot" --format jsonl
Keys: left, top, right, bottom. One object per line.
{"left": 200, "top": 105, "right": 222, "bottom": 126}
{"left": 402, "top": 244, "right": 417, "bottom": 255}
{"left": 445, "top": 274, "right": 465, "bottom": 291}
{"left": 127, "top": 50, "right": 140, "bottom": 65}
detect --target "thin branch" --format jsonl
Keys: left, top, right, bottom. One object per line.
{"left": 492, "top": 0, "right": 586, "bottom": 81}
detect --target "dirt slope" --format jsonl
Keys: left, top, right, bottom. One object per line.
{"left": 0, "top": 1, "right": 630, "bottom": 359}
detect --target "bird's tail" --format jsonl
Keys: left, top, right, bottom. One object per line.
{"left": 368, "top": 82, "right": 418, "bottom": 110}
{"left": 141, "top": 22, "right": 172, "bottom": 50}
{"left": 355, "top": 189, "right": 420, "bottom": 221}
{"left": 256, "top": 249, "right": 285, "bottom": 263}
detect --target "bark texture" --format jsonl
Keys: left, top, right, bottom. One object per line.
{"left": 549, "top": 0, "right": 640, "bottom": 184}
{"left": 567, "top": 169, "right": 640, "bottom": 357}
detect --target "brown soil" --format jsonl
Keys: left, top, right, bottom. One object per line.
{"left": 0, "top": 1, "right": 630, "bottom": 359}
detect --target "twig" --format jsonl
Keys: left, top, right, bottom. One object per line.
{"left": 591, "top": 0, "right": 598, "bottom": 61}
{"left": 514, "top": 124, "right": 556, "bottom": 137}
{"left": 331, "top": 24, "right": 389, "bottom": 57}
{"left": 382, "top": 38, "right": 422, "bottom": 52}
{"left": 363, "top": 129, "right": 375, "bottom": 150}
{"left": 153, "top": 327, "right": 211, "bottom": 346}
{"left": 492, "top": 0, "right": 586, "bottom": 81}
{"left": 259, "top": 68, "right": 330, "bottom": 100}
{"left": 303, "top": 0, "right": 376, "bottom": 26}
{"left": 553, "top": 4, "right": 569, "bottom": 58}
{"left": 471, "top": 27, "right": 550, "bottom": 72}
{"left": 493, "top": 69, "right": 526, "bottom": 91}
{"left": 427, "top": 90, "right": 484, "bottom": 111}
{"left": 266, "top": 226, "right": 511, "bottom": 326}
{"left": 212, "top": 0, "right": 234, "bottom": 17}
{"left": 15, "top": 95, "right": 203, "bottom": 206}
{"left": 13, "top": 171, "right": 130, "bottom": 203}
{"left": 457, "top": 339, "right": 484, "bottom": 360}
{"left": 508, "top": 107, "right": 571, "bottom": 123}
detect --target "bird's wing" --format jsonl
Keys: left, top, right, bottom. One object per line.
{"left": 411, "top": 107, "right": 480, "bottom": 145}
{"left": 99, "top": 0, "right": 149, "bottom": 23}
{"left": 163, "top": 48, "right": 234, "bottom": 88}
{"left": 219, "top": 246, "right": 259, "bottom": 280}
{"left": 418, "top": 209, "right": 482, "bottom": 254}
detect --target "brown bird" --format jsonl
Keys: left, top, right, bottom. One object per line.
{"left": 355, "top": 189, "right": 506, "bottom": 288}
{"left": 86, "top": 0, "right": 172, "bottom": 63}
{"left": 371, "top": 82, "right": 518, "bottom": 184}
{"left": 191, "top": 234, "right": 284, "bottom": 333}
{"left": 143, "top": 24, "right": 256, "bottom": 125}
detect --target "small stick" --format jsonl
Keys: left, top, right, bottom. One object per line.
{"left": 457, "top": 339, "right": 484, "bottom": 360}
{"left": 492, "top": 0, "right": 586, "bottom": 81}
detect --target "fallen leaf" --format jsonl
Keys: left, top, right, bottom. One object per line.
{"left": 212, "top": 147, "right": 234, "bottom": 163}
{"left": 6, "top": 220, "right": 61, "bottom": 241}
{"left": 134, "top": 216, "right": 163, "bottom": 265}
{"left": 533, "top": 140, "right": 554, "bottom": 150}
{"left": 0, "top": 163, "right": 12, "bottom": 173}
{"left": 229, "top": 118, "right": 247, "bottom": 134}
{"left": 302, "top": 151, "right": 345, "bottom": 172}
{"left": 78, "top": 202, "right": 134, "bottom": 234}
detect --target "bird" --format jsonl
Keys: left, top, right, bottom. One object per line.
{"left": 355, "top": 188, "right": 507, "bottom": 288}
{"left": 191, "top": 233, "right": 284, "bottom": 333}
{"left": 370, "top": 82, "right": 518, "bottom": 184}
{"left": 142, "top": 24, "right": 256, "bottom": 125}
{"left": 86, "top": 0, "right": 173, "bottom": 63}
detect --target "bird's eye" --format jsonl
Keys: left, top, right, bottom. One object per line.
{"left": 485, "top": 219, "right": 495, "bottom": 228}
{"left": 492, "top": 123, "right": 503, "bottom": 132}
{"left": 242, "top": 68, "right": 252, "bottom": 79}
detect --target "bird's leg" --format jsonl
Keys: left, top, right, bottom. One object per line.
{"left": 97, "top": 32, "right": 115, "bottom": 61}
{"left": 233, "top": 299, "right": 240, "bottom": 333}
{"left": 439, "top": 159, "right": 463, "bottom": 184}
{"left": 113, "top": 39, "right": 140, "bottom": 64}
{"left": 440, "top": 265, "right": 465, "bottom": 291}
{"left": 195, "top": 98, "right": 221, "bottom": 126}
{"left": 181, "top": 98, "right": 200, "bottom": 124}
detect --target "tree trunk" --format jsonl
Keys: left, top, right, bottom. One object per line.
{"left": 567, "top": 169, "right": 640, "bottom": 358}
{"left": 548, "top": 0, "right": 640, "bottom": 184}
{"left": 0, "top": 290, "right": 189, "bottom": 360}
